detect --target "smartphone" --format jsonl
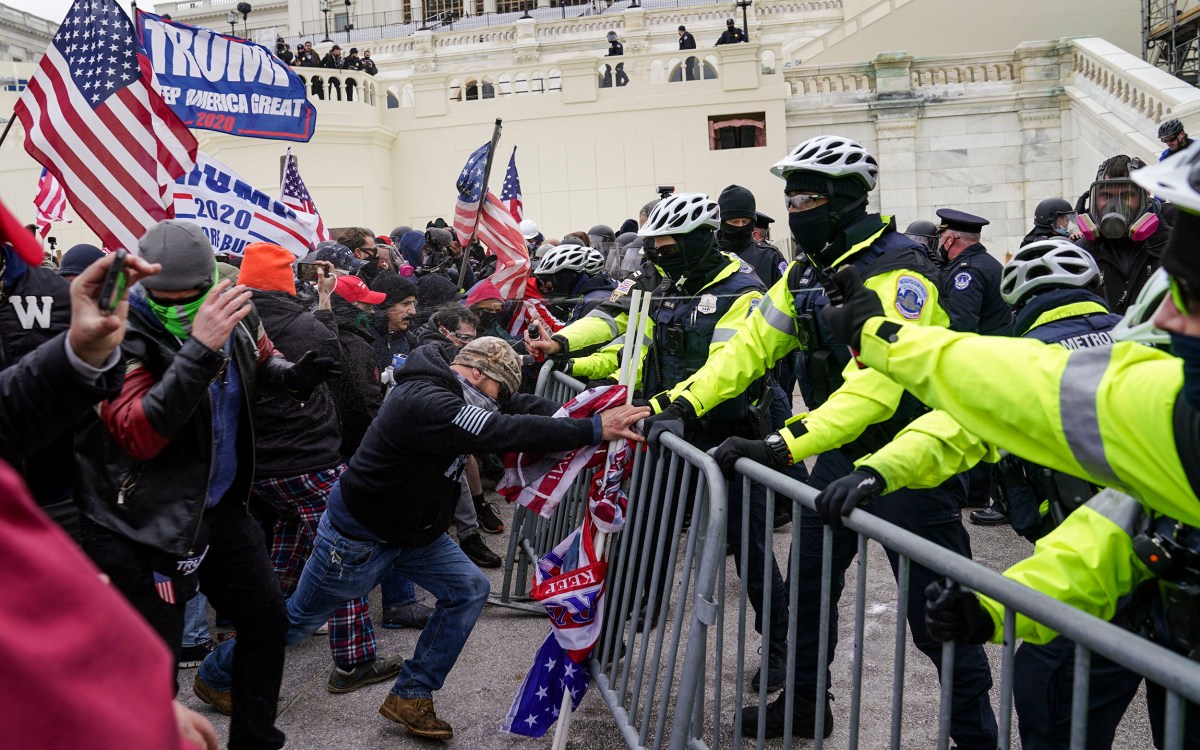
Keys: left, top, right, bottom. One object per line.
{"left": 99, "top": 248, "right": 128, "bottom": 315}
{"left": 297, "top": 262, "right": 322, "bottom": 282}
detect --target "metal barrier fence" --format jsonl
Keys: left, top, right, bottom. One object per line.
{"left": 671, "top": 458, "right": 1200, "bottom": 750}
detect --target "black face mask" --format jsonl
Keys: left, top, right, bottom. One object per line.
{"left": 477, "top": 311, "right": 498, "bottom": 329}
{"left": 788, "top": 204, "right": 832, "bottom": 261}
{"left": 654, "top": 251, "right": 688, "bottom": 279}
{"left": 719, "top": 221, "right": 754, "bottom": 249}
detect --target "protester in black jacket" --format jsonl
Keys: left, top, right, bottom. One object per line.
{"left": 369, "top": 272, "right": 419, "bottom": 370}
{"left": 328, "top": 277, "right": 386, "bottom": 458}
{"left": 75, "top": 222, "right": 338, "bottom": 750}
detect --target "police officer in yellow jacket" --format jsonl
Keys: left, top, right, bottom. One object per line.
{"left": 608, "top": 193, "right": 795, "bottom": 691}
{"left": 646, "top": 136, "right": 998, "bottom": 745}
{"left": 815, "top": 146, "right": 1200, "bottom": 748}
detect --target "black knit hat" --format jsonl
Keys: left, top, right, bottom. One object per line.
{"left": 718, "top": 184, "right": 756, "bottom": 222}
{"left": 369, "top": 271, "right": 418, "bottom": 308}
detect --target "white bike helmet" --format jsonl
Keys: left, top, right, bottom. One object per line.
{"left": 639, "top": 192, "right": 720, "bottom": 237}
{"left": 1111, "top": 267, "right": 1171, "bottom": 348}
{"left": 1132, "top": 145, "right": 1200, "bottom": 215}
{"left": 582, "top": 247, "right": 607, "bottom": 275}
{"left": 770, "top": 135, "right": 879, "bottom": 190}
{"left": 1000, "top": 238, "right": 1101, "bottom": 306}
{"left": 534, "top": 243, "right": 591, "bottom": 277}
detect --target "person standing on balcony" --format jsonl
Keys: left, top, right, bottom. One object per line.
{"left": 362, "top": 50, "right": 379, "bottom": 76}
{"left": 1158, "top": 118, "right": 1193, "bottom": 161}
{"left": 716, "top": 19, "right": 746, "bottom": 45}
{"left": 345, "top": 47, "right": 363, "bottom": 70}
{"left": 297, "top": 40, "right": 320, "bottom": 67}
{"left": 321, "top": 44, "right": 346, "bottom": 70}
{"left": 602, "top": 31, "right": 627, "bottom": 88}
{"left": 678, "top": 26, "right": 699, "bottom": 80}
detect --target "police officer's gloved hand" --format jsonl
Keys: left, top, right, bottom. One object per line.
{"left": 642, "top": 399, "right": 698, "bottom": 452}
{"left": 712, "top": 436, "right": 784, "bottom": 478}
{"left": 820, "top": 267, "right": 885, "bottom": 350}
{"left": 924, "top": 581, "right": 994, "bottom": 644}
{"left": 814, "top": 467, "right": 884, "bottom": 530}
{"left": 285, "top": 350, "right": 343, "bottom": 401}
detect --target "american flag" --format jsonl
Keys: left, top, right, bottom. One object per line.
{"left": 34, "top": 168, "right": 69, "bottom": 239}
{"left": 14, "top": 0, "right": 197, "bottom": 253}
{"left": 500, "top": 146, "right": 523, "bottom": 221}
{"left": 152, "top": 571, "right": 176, "bottom": 604}
{"left": 280, "top": 148, "right": 331, "bottom": 244}
{"left": 452, "top": 142, "right": 530, "bottom": 299}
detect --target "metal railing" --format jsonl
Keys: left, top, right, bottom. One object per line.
{"left": 672, "top": 458, "right": 1200, "bottom": 750}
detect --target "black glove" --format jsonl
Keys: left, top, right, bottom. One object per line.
{"left": 924, "top": 581, "right": 995, "bottom": 644}
{"left": 712, "top": 436, "right": 783, "bottom": 478}
{"left": 819, "top": 266, "right": 885, "bottom": 350}
{"left": 814, "top": 467, "right": 884, "bottom": 529}
{"left": 642, "top": 400, "right": 697, "bottom": 452}
{"left": 285, "top": 350, "right": 342, "bottom": 400}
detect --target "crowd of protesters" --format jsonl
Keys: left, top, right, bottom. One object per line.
{"left": 6, "top": 116, "right": 1200, "bottom": 750}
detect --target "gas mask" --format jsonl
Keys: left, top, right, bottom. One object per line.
{"left": 1078, "top": 180, "right": 1158, "bottom": 242}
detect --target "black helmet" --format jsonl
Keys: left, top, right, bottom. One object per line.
{"left": 587, "top": 224, "right": 615, "bottom": 243}
{"left": 1033, "top": 198, "right": 1075, "bottom": 228}
{"left": 1159, "top": 118, "right": 1185, "bottom": 140}
{"left": 903, "top": 220, "right": 938, "bottom": 239}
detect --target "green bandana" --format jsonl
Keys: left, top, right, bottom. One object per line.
{"left": 145, "top": 270, "right": 217, "bottom": 339}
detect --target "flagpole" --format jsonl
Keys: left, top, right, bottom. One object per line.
{"left": 0, "top": 116, "right": 16, "bottom": 150}
{"left": 458, "top": 117, "right": 503, "bottom": 289}
{"left": 551, "top": 289, "right": 651, "bottom": 750}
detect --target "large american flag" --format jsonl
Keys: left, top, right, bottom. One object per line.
{"left": 500, "top": 146, "right": 523, "bottom": 221}
{"left": 452, "top": 142, "right": 530, "bottom": 298}
{"left": 280, "top": 148, "right": 331, "bottom": 244}
{"left": 14, "top": 0, "right": 197, "bottom": 253}
{"left": 34, "top": 168, "right": 69, "bottom": 239}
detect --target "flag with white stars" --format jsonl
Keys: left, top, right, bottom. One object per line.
{"left": 502, "top": 516, "right": 605, "bottom": 737}
{"left": 280, "top": 148, "right": 331, "bottom": 243}
{"left": 14, "top": 0, "right": 196, "bottom": 253}
{"left": 499, "top": 146, "right": 522, "bottom": 221}
{"left": 452, "top": 141, "right": 530, "bottom": 299}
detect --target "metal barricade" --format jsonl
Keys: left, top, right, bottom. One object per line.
{"left": 589, "top": 431, "right": 728, "bottom": 750}
{"left": 494, "top": 361, "right": 593, "bottom": 611}
{"left": 674, "top": 458, "right": 1200, "bottom": 750}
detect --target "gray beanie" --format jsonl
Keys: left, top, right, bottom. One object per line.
{"left": 138, "top": 220, "right": 217, "bottom": 291}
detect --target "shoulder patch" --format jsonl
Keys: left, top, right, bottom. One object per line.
{"left": 748, "top": 298, "right": 762, "bottom": 315}
{"left": 452, "top": 405, "right": 492, "bottom": 435}
{"left": 777, "top": 260, "right": 788, "bottom": 277}
{"left": 894, "top": 275, "right": 929, "bottom": 321}
{"left": 738, "top": 262, "right": 753, "bottom": 274}
{"left": 953, "top": 271, "right": 972, "bottom": 291}
{"left": 609, "top": 279, "right": 635, "bottom": 302}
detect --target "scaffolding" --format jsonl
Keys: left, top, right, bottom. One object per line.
{"left": 1145, "top": 0, "right": 1200, "bottom": 84}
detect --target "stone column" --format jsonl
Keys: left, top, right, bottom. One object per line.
{"left": 410, "top": 0, "right": 423, "bottom": 24}
{"left": 483, "top": 0, "right": 497, "bottom": 13}
{"left": 868, "top": 53, "right": 919, "bottom": 219}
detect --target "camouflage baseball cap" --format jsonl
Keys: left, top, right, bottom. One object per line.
{"left": 452, "top": 336, "right": 521, "bottom": 396}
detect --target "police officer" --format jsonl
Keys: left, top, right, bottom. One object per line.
{"left": 602, "top": 31, "right": 627, "bottom": 88}
{"left": 817, "top": 147, "right": 1200, "bottom": 747}
{"left": 531, "top": 243, "right": 615, "bottom": 327}
{"left": 752, "top": 211, "right": 776, "bottom": 246}
{"left": 1023, "top": 198, "right": 1077, "bottom": 246}
{"left": 648, "top": 136, "right": 998, "bottom": 745}
{"left": 609, "top": 192, "right": 791, "bottom": 691}
{"left": 715, "top": 18, "right": 746, "bottom": 44}
{"left": 936, "top": 208, "right": 1013, "bottom": 336}
{"left": 717, "top": 185, "right": 787, "bottom": 288}
{"left": 903, "top": 219, "right": 940, "bottom": 264}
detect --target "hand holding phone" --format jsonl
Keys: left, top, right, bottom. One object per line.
{"left": 297, "top": 262, "right": 321, "bottom": 282}
{"left": 98, "top": 249, "right": 128, "bottom": 316}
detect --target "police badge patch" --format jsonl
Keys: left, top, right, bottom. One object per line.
{"left": 697, "top": 294, "right": 718, "bottom": 314}
{"left": 954, "top": 271, "right": 972, "bottom": 291}
{"left": 894, "top": 275, "right": 928, "bottom": 320}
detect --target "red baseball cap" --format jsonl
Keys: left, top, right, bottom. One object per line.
{"left": 334, "top": 275, "right": 386, "bottom": 305}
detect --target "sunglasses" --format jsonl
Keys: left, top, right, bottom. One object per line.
{"left": 1170, "top": 274, "right": 1194, "bottom": 315}
{"left": 447, "top": 330, "right": 476, "bottom": 343}
{"left": 1162, "top": 134, "right": 1183, "bottom": 145}
{"left": 784, "top": 192, "right": 828, "bottom": 210}
{"left": 650, "top": 241, "right": 681, "bottom": 257}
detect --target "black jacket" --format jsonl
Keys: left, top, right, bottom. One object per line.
{"left": 724, "top": 236, "right": 785, "bottom": 288}
{"left": 939, "top": 243, "right": 1013, "bottom": 336}
{"left": 249, "top": 291, "right": 343, "bottom": 478}
{"left": 716, "top": 27, "right": 745, "bottom": 45}
{"left": 1076, "top": 222, "right": 1168, "bottom": 315}
{"left": 328, "top": 300, "right": 384, "bottom": 457}
{"left": 76, "top": 288, "right": 294, "bottom": 557}
{"left": 371, "top": 316, "right": 419, "bottom": 370}
{"left": 679, "top": 32, "right": 697, "bottom": 50}
{"left": 1021, "top": 226, "right": 1057, "bottom": 248}
{"left": 0, "top": 249, "right": 74, "bottom": 509}
{"left": 337, "top": 345, "right": 599, "bottom": 547}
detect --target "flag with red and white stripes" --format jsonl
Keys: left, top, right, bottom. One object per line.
{"left": 280, "top": 148, "right": 331, "bottom": 244}
{"left": 452, "top": 142, "right": 530, "bottom": 299}
{"left": 152, "top": 572, "right": 176, "bottom": 604}
{"left": 33, "top": 168, "right": 69, "bottom": 239}
{"left": 14, "top": 0, "right": 197, "bottom": 254}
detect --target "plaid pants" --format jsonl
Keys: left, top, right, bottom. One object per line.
{"left": 252, "top": 466, "right": 376, "bottom": 669}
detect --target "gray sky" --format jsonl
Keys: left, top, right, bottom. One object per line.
{"left": 6, "top": 0, "right": 158, "bottom": 23}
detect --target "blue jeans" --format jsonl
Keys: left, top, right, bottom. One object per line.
{"left": 201, "top": 512, "right": 489, "bottom": 699}
{"left": 183, "top": 590, "right": 212, "bottom": 648}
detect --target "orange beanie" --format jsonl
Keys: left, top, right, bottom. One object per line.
{"left": 238, "top": 243, "right": 296, "bottom": 295}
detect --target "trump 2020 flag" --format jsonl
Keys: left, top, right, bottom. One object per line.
{"left": 503, "top": 517, "right": 605, "bottom": 737}
{"left": 173, "top": 152, "right": 319, "bottom": 257}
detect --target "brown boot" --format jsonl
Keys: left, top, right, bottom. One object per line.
{"left": 379, "top": 694, "right": 453, "bottom": 740}
{"left": 193, "top": 673, "right": 232, "bottom": 716}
